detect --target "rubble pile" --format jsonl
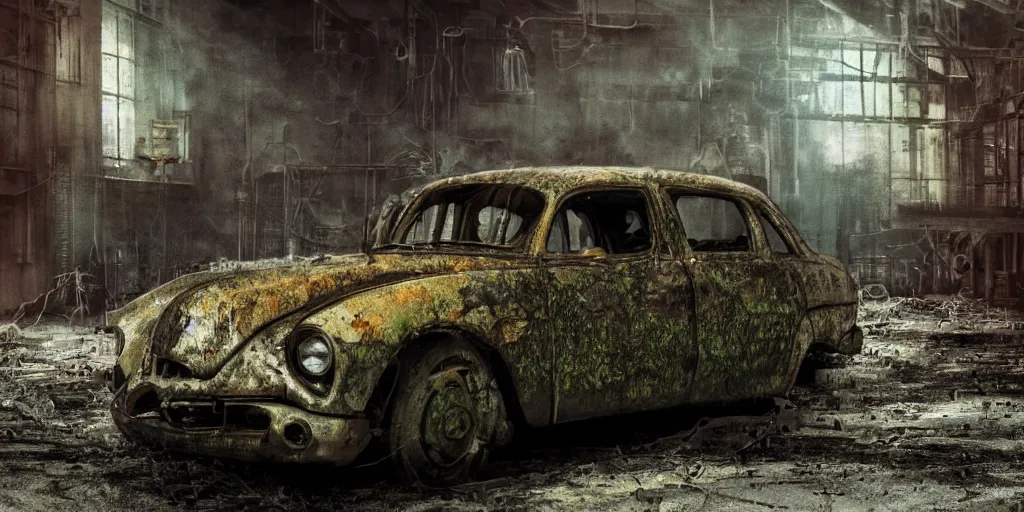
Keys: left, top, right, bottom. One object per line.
{"left": 859, "top": 293, "right": 1023, "bottom": 334}
{"left": 0, "top": 323, "right": 23, "bottom": 344}
{"left": 0, "top": 323, "right": 115, "bottom": 442}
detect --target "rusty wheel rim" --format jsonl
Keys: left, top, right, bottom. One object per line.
{"left": 420, "top": 362, "right": 476, "bottom": 469}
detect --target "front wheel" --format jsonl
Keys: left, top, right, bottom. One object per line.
{"left": 387, "top": 336, "right": 507, "bottom": 486}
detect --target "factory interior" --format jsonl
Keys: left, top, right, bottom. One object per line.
{"left": 3, "top": 0, "right": 1024, "bottom": 510}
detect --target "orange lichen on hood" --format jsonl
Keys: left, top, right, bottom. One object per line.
{"left": 395, "top": 285, "right": 432, "bottom": 307}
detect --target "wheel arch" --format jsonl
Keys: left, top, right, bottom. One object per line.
{"left": 361, "top": 325, "right": 529, "bottom": 431}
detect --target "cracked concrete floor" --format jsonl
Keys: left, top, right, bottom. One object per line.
{"left": 2, "top": 300, "right": 1024, "bottom": 511}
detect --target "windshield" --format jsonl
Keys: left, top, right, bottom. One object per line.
{"left": 382, "top": 184, "right": 546, "bottom": 250}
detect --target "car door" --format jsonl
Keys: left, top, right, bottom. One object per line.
{"left": 621, "top": 187, "right": 699, "bottom": 413}
{"left": 540, "top": 188, "right": 654, "bottom": 422}
{"left": 668, "top": 189, "right": 803, "bottom": 403}
{"left": 748, "top": 199, "right": 814, "bottom": 394}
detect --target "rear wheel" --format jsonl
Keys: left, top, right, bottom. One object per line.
{"left": 387, "top": 336, "right": 507, "bottom": 486}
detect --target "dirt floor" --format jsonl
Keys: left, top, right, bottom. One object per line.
{"left": 3, "top": 298, "right": 1024, "bottom": 512}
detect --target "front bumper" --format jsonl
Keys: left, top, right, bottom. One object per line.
{"left": 110, "top": 388, "right": 372, "bottom": 465}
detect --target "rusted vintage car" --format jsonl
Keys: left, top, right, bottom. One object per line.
{"left": 105, "top": 166, "right": 862, "bottom": 485}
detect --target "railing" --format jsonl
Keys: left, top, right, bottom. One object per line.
{"left": 892, "top": 177, "right": 1024, "bottom": 211}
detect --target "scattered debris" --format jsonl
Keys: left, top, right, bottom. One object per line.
{"left": 1, "top": 311, "right": 1024, "bottom": 510}
{"left": 0, "top": 323, "right": 23, "bottom": 344}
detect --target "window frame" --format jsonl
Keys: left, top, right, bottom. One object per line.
{"left": 746, "top": 197, "right": 807, "bottom": 258}
{"left": 753, "top": 208, "right": 797, "bottom": 256}
{"left": 540, "top": 185, "right": 659, "bottom": 261}
{"left": 101, "top": 2, "right": 138, "bottom": 166}
{"left": 664, "top": 188, "right": 759, "bottom": 256}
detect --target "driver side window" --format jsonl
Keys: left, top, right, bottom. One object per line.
{"left": 546, "top": 189, "right": 652, "bottom": 255}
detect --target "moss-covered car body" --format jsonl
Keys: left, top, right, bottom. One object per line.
{"left": 106, "top": 166, "right": 861, "bottom": 465}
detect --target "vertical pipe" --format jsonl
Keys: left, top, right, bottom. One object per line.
{"left": 696, "top": 82, "right": 702, "bottom": 150}
{"left": 793, "top": 115, "right": 799, "bottom": 197}
{"left": 709, "top": 0, "right": 715, "bottom": 48}
{"left": 1017, "top": 110, "right": 1022, "bottom": 206}
{"left": 1003, "top": 234, "right": 1009, "bottom": 274}
{"left": 161, "top": 187, "right": 167, "bottom": 283}
{"left": 283, "top": 163, "right": 289, "bottom": 257}
{"left": 888, "top": 121, "right": 893, "bottom": 222}
{"left": 841, "top": 41, "right": 846, "bottom": 177}
{"left": 1014, "top": 233, "right": 1019, "bottom": 277}
{"left": 363, "top": 168, "right": 369, "bottom": 252}
{"left": 888, "top": 52, "right": 894, "bottom": 121}
{"left": 859, "top": 44, "right": 866, "bottom": 118}
{"left": 985, "top": 236, "right": 995, "bottom": 305}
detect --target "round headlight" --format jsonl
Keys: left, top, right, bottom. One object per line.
{"left": 296, "top": 335, "right": 333, "bottom": 377}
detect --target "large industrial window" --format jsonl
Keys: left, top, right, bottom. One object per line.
{"left": 102, "top": 5, "right": 136, "bottom": 166}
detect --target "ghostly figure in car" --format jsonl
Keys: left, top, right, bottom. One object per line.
{"left": 622, "top": 210, "right": 650, "bottom": 253}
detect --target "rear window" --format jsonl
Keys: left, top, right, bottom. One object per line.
{"left": 672, "top": 193, "right": 751, "bottom": 252}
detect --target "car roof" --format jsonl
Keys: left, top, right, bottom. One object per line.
{"left": 427, "top": 166, "right": 768, "bottom": 200}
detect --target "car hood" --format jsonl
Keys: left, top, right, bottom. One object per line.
{"left": 109, "top": 251, "right": 529, "bottom": 379}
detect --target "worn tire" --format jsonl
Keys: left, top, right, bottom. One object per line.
{"left": 387, "top": 336, "right": 506, "bottom": 486}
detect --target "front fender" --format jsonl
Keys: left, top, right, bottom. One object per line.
{"left": 300, "top": 270, "right": 545, "bottom": 416}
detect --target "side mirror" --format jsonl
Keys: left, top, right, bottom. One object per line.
{"left": 581, "top": 247, "right": 608, "bottom": 259}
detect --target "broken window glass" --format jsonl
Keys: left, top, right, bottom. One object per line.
{"left": 674, "top": 194, "right": 751, "bottom": 252}
{"left": 398, "top": 184, "right": 544, "bottom": 248}
{"left": 546, "top": 190, "right": 651, "bottom": 255}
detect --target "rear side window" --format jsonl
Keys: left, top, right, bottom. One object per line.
{"left": 756, "top": 212, "right": 791, "bottom": 254}
{"left": 672, "top": 194, "right": 751, "bottom": 252}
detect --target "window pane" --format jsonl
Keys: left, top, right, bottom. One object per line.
{"left": 546, "top": 212, "right": 566, "bottom": 252}
{"left": 118, "top": 98, "right": 135, "bottom": 159}
{"left": 398, "top": 185, "right": 545, "bottom": 247}
{"left": 118, "top": 58, "right": 134, "bottom": 98}
{"left": 567, "top": 211, "right": 582, "bottom": 251}
{"left": 118, "top": 14, "right": 133, "bottom": 59}
{"left": 757, "top": 213, "right": 790, "bottom": 254}
{"left": 101, "top": 10, "right": 117, "bottom": 54}
{"left": 675, "top": 195, "right": 751, "bottom": 252}
{"left": 102, "top": 54, "right": 118, "bottom": 94}
{"left": 441, "top": 204, "right": 455, "bottom": 240}
{"left": 102, "top": 95, "right": 118, "bottom": 158}
{"left": 547, "top": 190, "right": 650, "bottom": 255}
{"left": 478, "top": 206, "right": 526, "bottom": 244}
{"left": 566, "top": 210, "right": 596, "bottom": 252}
